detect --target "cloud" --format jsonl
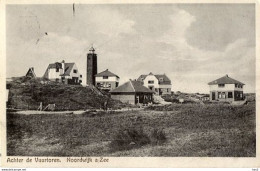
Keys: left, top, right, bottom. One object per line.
{"left": 6, "top": 5, "right": 255, "bottom": 93}
{"left": 88, "top": 8, "right": 136, "bottom": 37}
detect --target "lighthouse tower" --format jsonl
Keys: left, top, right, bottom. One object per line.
{"left": 86, "top": 46, "right": 97, "bottom": 85}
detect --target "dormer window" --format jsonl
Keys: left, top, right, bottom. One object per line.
{"left": 159, "top": 78, "right": 164, "bottom": 82}
{"left": 236, "top": 84, "right": 243, "bottom": 88}
{"left": 218, "top": 84, "right": 225, "bottom": 88}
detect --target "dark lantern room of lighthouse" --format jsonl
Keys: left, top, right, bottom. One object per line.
{"left": 86, "top": 46, "right": 97, "bottom": 86}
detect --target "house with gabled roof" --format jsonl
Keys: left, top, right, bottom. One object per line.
{"left": 137, "top": 72, "right": 172, "bottom": 96}
{"left": 110, "top": 80, "right": 154, "bottom": 104}
{"left": 208, "top": 74, "right": 245, "bottom": 102}
{"left": 43, "top": 60, "right": 82, "bottom": 85}
{"left": 95, "top": 69, "right": 120, "bottom": 92}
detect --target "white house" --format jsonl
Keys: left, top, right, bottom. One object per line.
{"left": 95, "top": 69, "right": 119, "bottom": 92}
{"left": 208, "top": 74, "right": 245, "bottom": 102}
{"left": 137, "top": 72, "right": 172, "bottom": 96}
{"left": 43, "top": 60, "right": 82, "bottom": 85}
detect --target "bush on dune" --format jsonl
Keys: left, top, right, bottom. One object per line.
{"left": 7, "top": 77, "right": 124, "bottom": 110}
{"left": 110, "top": 126, "right": 167, "bottom": 152}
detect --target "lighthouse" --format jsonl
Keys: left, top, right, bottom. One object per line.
{"left": 86, "top": 46, "right": 97, "bottom": 85}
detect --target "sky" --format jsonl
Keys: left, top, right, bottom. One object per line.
{"left": 6, "top": 4, "right": 255, "bottom": 93}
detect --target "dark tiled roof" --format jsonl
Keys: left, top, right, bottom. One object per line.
{"left": 95, "top": 69, "right": 119, "bottom": 78}
{"left": 208, "top": 75, "right": 245, "bottom": 85}
{"left": 110, "top": 80, "right": 154, "bottom": 93}
{"left": 25, "top": 67, "right": 36, "bottom": 78}
{"left": 137, "top": 73, "right": 171, "bottom": 85}
{"left": 60, "top": 63, "right": 75, "bottom": 76}
{"left": 49, "top": 62, "right": 62, "bottom": 69}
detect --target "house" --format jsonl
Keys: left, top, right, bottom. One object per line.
{"left": 110, "top": 80, "right": 154, "bottom": 105}
{"left": 95, "top": 69, "right": 120, "bottom": 92}
{"left": 137, "top": 72, "right": 172, "bottom": 96}
{"left": 195, "top": 94, "right": 210, "bottom": 101}
{"left": 208, "top": 74, "right": 245, "bottom": 102}
{"left": 43, "top": 60, "right": 82, "bottom": 85}
{"left": 25, "top": 67, "right": 36, "bottom": 78}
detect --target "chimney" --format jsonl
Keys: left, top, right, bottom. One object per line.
{"left": 226, "top": 74, "right": 229, "bottom": 77}
{"left": 61, "top": 60, "right": 65, "bottom": 74}
{"left": 31, "top": 67, "right": 34, "bottom": 71}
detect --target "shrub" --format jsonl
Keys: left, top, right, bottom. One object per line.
{"left": 110, "top": 127, "right": 150, "bottom": 151}
{"left": 150, "top": 128, "right": 167, "bottom": 145}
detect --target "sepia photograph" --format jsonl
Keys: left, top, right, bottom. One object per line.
{"left": 2, "top": 1, "right": 259, "bottom": 167}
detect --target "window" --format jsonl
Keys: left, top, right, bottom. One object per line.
{"left": 228, "top": 92, "right": 233, "bottom": 98}
{"left": 73, "top": 69, "right": 77, "bottom": 73}
{"left": 148, "top": 80, "right": 154, "bottom": 84}
{"left": 222, "top": 92, "right": 226, "bottom": 98}
{"left": 103, "top": 76, "right": 108, "bottom": 79}
{"left": 155, "top": 88, "right": 158, "bottom": 92}
{"left": 237, "top": 84, "right": 243, "bottom": 88}
{"left": 218, "top": 92, "right": 222, "bottom": 98}
{"left": 218, "top": 84, "right": 225, "bottom": 88}
{"left": 80, "top": 75, "right": 82, "bottom": 78}
{"left": 235, "top": 84, "right": 238, "bottom": 88}
{"left": 159, "top": 78, "right": 164, "bottom": 82}
{"left": 56, "top": 68, "right": 59, "bottom": 72}
{"left": 218, "top": 92, "right": 226, "bottom": 99}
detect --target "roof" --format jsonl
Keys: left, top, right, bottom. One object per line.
{"left": 95, "top": 69, "right": 119, "bottom": 78}
{"left": 43, "top": 62, "right": 75, "bottom": 78}
{"left": 25, "top": 67, "right": 36, "bottom": 78}
{"left": 60, "top": 63, "right": 75, "bottom": 76}
{"left": 110, "top": 80, "right": 154, "bottom": 93}
{"left": 208, "top": 75, "right": 245, "bottom": 85}
{"left": 137, "top": 73, "right": 171, "bottom": 85}
{"left": 196, "top": 94, "right": 209, "bottom": 98}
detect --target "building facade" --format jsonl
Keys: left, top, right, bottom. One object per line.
{"left": 110, "top": 80, "right": 154, "bottom": 105}
{"left": 137, "top": 72, "right": 172, "bottom": 96}
{"left": 43, "top": 60, "right": 82, "bottom": 85}
{"left": 95, "top": 69, "right": 120, "bottom": 92}
{"left": 86, "top": 46, "right": 97, "bottom": 86}
{"left": 208, "top": 75, "right": 245, "bottom": 102}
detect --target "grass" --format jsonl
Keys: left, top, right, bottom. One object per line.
{"left": 7, "top": 103, "right": 255, "bottom": 157}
